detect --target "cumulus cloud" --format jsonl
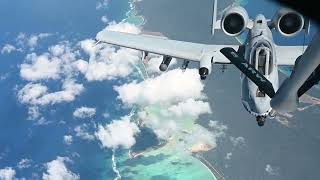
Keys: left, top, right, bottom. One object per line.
{"left": 96, "top": 0, "right": 109, "bottom": 9}
{"left": 184, "top": 126, "right": 224, "bottom": 149}
{"left": 0, "top": 167, "right": 15, "bottom": 180}
{"left": 17, "top": 159, "right": 32, "bottom": 169}
{"left": 16, "top": 33, "right": 51, "bottom": 50}
{"left": 265, "top": 164, "right": 280, "bottom": 176}
{"left": 101, "top": 16, "right": 108, "bottom": 23}
{"left": 64, "top": 135, "right": 73, "bottom": 145}
{"left": 1, "top": 44, "right": 16, "bottom": 54}
{"left": 230, "top": 136, "right": 246, "bottom": 147}
{"left": 74, "top": 125, "right": 95, "bottom": 141}
{"left": 145, "top": 56, "right": 177, "bottom": 75}
{"left": 18, "top": 79, "right": 84, "bottom": 106}
{"left": 97, "top": 21, "right": 141, "bottom": 35}
{"left": 115, "top": 69, "right": 204, "bottom": 106}
{"left": 95, "top": 116, "right": 140, "bottom": 149}
{"left": 27, "top": 106, "right": 42, "bottom": 120}
{"left": 73, "top": 107, "right": 96, "bottom": 119}
{"left": 43, "top": 157, "right": 79, "bottom": 180}
{"left": 80, "top": 39, "right": 141, "bottom": 81}
{"left": 225, "top": 152, "right": 232, "bottom": 160}
{"left": 138, "top": 111, "right": 177, "bottom": 140}
{"left": 20, "top": 53, "right": 61, "bottom": 81}
{"left": 163, "top": 99, "right": 212, "bottom": 119}
{"left": 102, "top": 112, "right": 110, "bottom": 119}
{"left": 20, "top": 42, "right": 79, "bottom": 81}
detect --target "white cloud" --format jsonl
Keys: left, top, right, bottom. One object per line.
{"left": 27, "top": 106, "right": 41, "bottom": 120}
{"left": 97, "top": 21, "right": 141, "bottom": 35}
{"left": 20, "top": 42, "right": 79, "bottom": 82}
{"left": 18, "top": 83, "right": 48, "bottom": 104}
{"left": 115, "top": 69, "right": 205, "bottom": 107}
{"left": 0, "top": 167, "right": 16, "bottom": 180}
{"left": 16, "top": 33, "right": 52, "bottom": 50}
{"left": 18, "top": 79, "right": 84, "bottom": 106}
{"left": 95, "top": 116, "right": 140, "bottom": 149}
{"left": 208, "top": 120, "right": 228, "bottom": 136}
{"left": 73, "top": 107, "right": 96, "bottom": 119}
{"left": 164, "top": 99, "right": 212, "bottom": 119}
{"left": 96, "top": 0, "right": 109, "bottom": 9}
{"left": 145, "top": 56, "right": 177, "bottom": 75}
{"left": 225, "top": 152, "right": 232, "bottom": 160}
{"left": 230, "top": 136, "right": 246, "bottom": 147}
{"left": 73, "top": 60, "right": 88, "bottom": 74}
{"left": 1, "top": 44, "right": 16, "bottom": 54}
{"left": 28, "top": 33, "right": 51, "bottom": 49}
{"left": 102, "top": 112, "right": 110, "bottom": 119}
{"left": 79, "top": 39, "right": 141, "bottom": 81}
{"left": 64, "top": 135, "right": 73, "bottom": 145}
{"left": 185, "top": 126, "right": 223, "bottom": 149}
{"left": 265, "top": 164, "right": 279, "bottom": 176}
{"left": 20, "top": 53, "right": 61, "bottom": 81}
{"left": 43, "top": 157, "right": 79, "bottom": 180}
{"left": 138, "top": 111, "right": 178, "bottom": 140}
{"left": 83, "top": 23, "right": 142, "bottom": 80}
{"left": 74, "top": 125, "right": 95, "bottom": 141}
{"left": 17, "top": 159, "right": 32, "bottom": 169}
{"left": 101, "top": 16, "right": 108, "bottom": 23}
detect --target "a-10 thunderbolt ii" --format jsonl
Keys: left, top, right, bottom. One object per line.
{"left": 95, "top": 0, "right": 320, "bottom": 126}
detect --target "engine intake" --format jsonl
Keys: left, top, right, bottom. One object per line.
{"left": 221, "top": 6, "right": 249, "bottom": 36}
{"left": 272, "top": 8, "right": 304, "bottom": 37}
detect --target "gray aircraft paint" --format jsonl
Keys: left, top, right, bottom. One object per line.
{"left": 241, "top": 14, "right": 279, "bottom": 117}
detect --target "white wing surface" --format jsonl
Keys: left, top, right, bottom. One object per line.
{"left": 96, "top": 30, "right": 237, "bottom": 64}
{"left": 276, "top": 46, "right": 305, "bottom": 65}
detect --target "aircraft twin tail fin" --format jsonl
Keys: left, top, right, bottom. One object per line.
{"left": 211, "top": 0, "right": 219, "bottom": 35}
{"left": 220, "top": 47, "right": 276, "bottom": 98}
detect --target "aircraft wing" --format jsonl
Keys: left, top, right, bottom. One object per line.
{"left": 96, "top": 30, "right": 237, "bottom": 64}
{"left": 276, "top": 46, "right": 305, "bottom": 65}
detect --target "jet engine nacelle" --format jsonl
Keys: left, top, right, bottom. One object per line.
{"left": 199, "top": 55, "right": 212, "bottom": 80}
{"left": 221, "top": 6, "right": 249, "bottom": 36}
{"left": 271, "top": 8, "right": 304, "bottom": 37}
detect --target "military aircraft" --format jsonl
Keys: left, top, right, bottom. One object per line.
{"left": 95, "top": 1, "right": 318, "bottom": 126}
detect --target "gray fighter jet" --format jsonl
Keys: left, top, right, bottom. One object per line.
{"left": 96, "top": 1, "right": 318, "bottom": 126}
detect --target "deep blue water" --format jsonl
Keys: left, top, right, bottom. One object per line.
{"left": 0, "top": 0, "right": 132, "bottom": 179}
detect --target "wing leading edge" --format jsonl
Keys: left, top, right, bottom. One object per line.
{"left": 96, "top": 30, "right": 237, "bottom": 64}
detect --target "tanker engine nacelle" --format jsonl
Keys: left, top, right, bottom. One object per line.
{"left": 271, "top": 8, "right": 304, "bottom": 37}
{"left": 221, "top": 6, "right": 249, "bottom": 36}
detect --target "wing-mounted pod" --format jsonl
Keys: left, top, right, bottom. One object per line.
{"left": 199, "top": 53, "right": 213, "bottom": 80}
{"left": 159, "top": 55, "right": 172, "bottom": 72}
{"left": 270, "top": 8, "right": 305, "bottom": 37}
{"left": 221, "top": 6, "right": 249, "bottom": 36}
